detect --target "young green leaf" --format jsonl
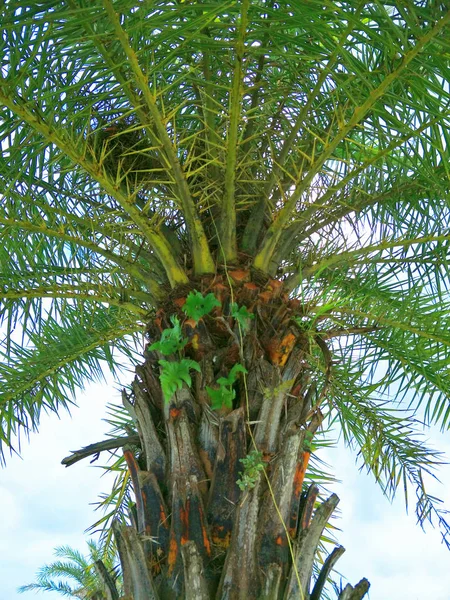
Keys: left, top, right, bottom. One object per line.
{"left": 159, "top": 359, "right": 201, "bottom": 402}
{"left": 216, "top": 363, "right": 248, "bottom": 388}
{"left": 207, "top": 363, "right": 247, "bottom": 410}
{"left": 206, "top": 385, "right": 235, "bottom": 411}
{"left": 149, "top": 316, "right": 187, "bottom": 355}
{"left": 293, "top": 315, "right": 313, "bottom": 332}
{"left": 237, "top": 450, "right": 265, "bottom": 491}
{"left": 231, "top": 302, "right": 254, "bottom": 332}
{"left": 303, "top": 430, "right": 315, "bottom": 452}
{"left": 182, "top": 290, "right": 221, "bottom": 322}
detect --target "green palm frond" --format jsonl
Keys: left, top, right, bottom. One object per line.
{"left": 88, "top": 402, "right": 138, "bottom": 547}
{"left": 18, "top": 580, "right": 76, "bottom": 598}
{"left": 291, "top": 250, "right": 450, "bottom": 427}
{"left": 0, "top": 305, "right": 142, "bottom": 463}
{"left": 18, "top": 539, "right": 122, "bottom": 598}
{"left": 89, "top": 457, "right": 133, "bottom": 550}
{"left": 339, "top": 287, "right": 450, "bottom": 420}
{"left": 329, "top": 361, "right": 450, "bottom": 545}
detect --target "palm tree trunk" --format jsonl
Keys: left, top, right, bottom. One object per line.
{"left": 72, "top": 272, "right": 370, "bottom": 600}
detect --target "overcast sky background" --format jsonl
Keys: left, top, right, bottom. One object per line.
{"left": 1, "top": 373, "right": 450, "bottom": 599}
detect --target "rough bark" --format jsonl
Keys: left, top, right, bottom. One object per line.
{"left": 61, "top": 435, "right": 140, "bottom": 467}
{"left": 94, "top": 560, "right": 120, "bottom": 600}
{"left": 207, "top": 408, "right": 246, "bottom": 550}
{"left": 338, "top": 579, "right": 371, "bottom": 600}
{"left": 113, "top": 523, "right": 159, "bottom": 599}
{"left": 66, "top": 274, "right": 369, "bottom": 599}
{"left": 181, "top": 541, "right": 211, "bottom": 600}
{"left": 216, "top": 477, "right": 262, "bottom": 599}
{"left": 310, "top": 546, "right": 346, "bottom": 600}
{"left": 284, "top": 494, "right": 340, "bottom": 599}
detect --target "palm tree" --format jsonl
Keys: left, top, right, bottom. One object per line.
{"left": 19, "top": 540, "right": 122, "bottom": 599}
{"left": 1, "top": 0, "right": 450, "bottom": 598}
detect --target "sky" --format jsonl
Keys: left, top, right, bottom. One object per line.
{"left": 1, "top": 374, "right": 450, "bottom": 599}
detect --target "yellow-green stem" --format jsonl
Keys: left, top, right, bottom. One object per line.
{"left": 0, "top": 89, "right": 187, "bottom": 287}
{"left": 221, "top": 0, "right": 249, "bottom": 262}
{"left": 102, "top": 0, "right": 215, "bottom": 275}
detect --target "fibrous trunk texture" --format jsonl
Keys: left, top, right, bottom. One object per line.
{"left": 79, "top": 272, "right": 370, "bottom": 599}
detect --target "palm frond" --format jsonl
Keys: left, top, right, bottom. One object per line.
{"left": 18, "top": 539, "right": 122, "bottom": 598}
{"left": 0, "top": 305, "right": 142, "bottom": 463}
{"left": 329, "top": 361, "right": 450, "bottom": 548}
